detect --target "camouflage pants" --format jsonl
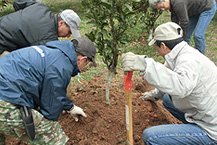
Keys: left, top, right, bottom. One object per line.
{"left": 0, "top": 99, "right": 69, "bottom": 145}
{"left": 0, "top": 51, "right": 9, "bottom": 59}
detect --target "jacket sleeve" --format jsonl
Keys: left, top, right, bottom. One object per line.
{"left": 171, "top": 2, "right": 189, "bottom": 40}
{"left": 39, "top": 58, "right": 74, "bottom": 121}
{"left": 171, "top": 13, "right": 179, "bottom": 24}
{"left": 143, "top": 58, "right": 199, "bottom": 99}
{"left": 13, "top": 0, "right": 36, "bottom": 11}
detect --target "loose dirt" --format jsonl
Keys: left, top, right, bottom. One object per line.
{"left": 6, "top": 68, "right": 181, "bottom": 145}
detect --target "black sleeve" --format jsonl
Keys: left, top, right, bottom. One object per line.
{"left": 171, "top": 2, "right": 189, "bottom": 40}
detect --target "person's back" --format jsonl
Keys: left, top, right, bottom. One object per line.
{"left": 0, "top": 37, "right": 96, "bottom": 144}
{"left": 0, "top": 41, "right": 78, "bottom": 120}
{"left": 0, "top": 0, "right": 58, "bottom": 54}
{"left": 169, "top": 42, "right": 217, "bottom": 96}
{"left": 164, "top": 41, "right": 217, "bottom": 140}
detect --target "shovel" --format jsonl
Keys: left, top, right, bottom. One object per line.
{"left": 124, "top": 71, "right": 133, "bottom": 145}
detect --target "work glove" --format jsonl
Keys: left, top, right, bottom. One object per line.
{"left": 68, "top": 105, "right": 87, "bottom": 121}
{"left": 139, "top": 88, "right": 164, "bottom": 101}
{"left": 121, "top": 52, "right": 147, "bottom": 73}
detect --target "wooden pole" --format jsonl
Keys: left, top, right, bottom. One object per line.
{"left": 124, "top": 71, "right": 133, "bottom": 145}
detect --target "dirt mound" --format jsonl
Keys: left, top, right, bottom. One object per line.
{"left": 6, "top": 73, "right": 181, "bottom": 145}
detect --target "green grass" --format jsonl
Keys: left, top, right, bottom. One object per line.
{"left": 44, "top": 0, "right": 82, "bottom": 14}
{"left": 204, "top": 14, "right": 217, "bottom": 63}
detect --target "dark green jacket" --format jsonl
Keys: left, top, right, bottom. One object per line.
{"left": 0, "top": 0, "right": 58, "bottom": 54}
{"left": 170, "top": 0, "right": 214, "bottom": 39}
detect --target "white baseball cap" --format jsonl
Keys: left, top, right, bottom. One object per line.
{"left": 60, "top": 9, "right": 81, "bottom": 38}
{"left": 148, "top": 22, "right": 183, "bottom": 46}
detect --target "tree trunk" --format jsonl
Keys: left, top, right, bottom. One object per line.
{"left": 105, "top": 69, "right": 115, "bottom": 105}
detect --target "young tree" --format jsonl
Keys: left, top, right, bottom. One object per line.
{"left": 82, "top": 0, "right": 141, "bottom": 104}
{"left": 82, "top": 0, "right": 141, "bottom": 105}
{"left": 82, "top": 0, "right": 161, "bottom": 105}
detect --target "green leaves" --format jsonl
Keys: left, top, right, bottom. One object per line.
{"left": 100, "top": 0, "right": 112, "bottom": 8}
{"left": 81, "top": 0, "right": 162, "bottom": 104}
{"left": 82, "top": 0, "right": 162, "bottom": 71}
{"left": 82, "top": 0, "right": 141, "bottom": 70}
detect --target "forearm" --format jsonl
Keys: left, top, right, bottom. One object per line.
{"left": 142, "top": 58, "right": 193, "bottom": 98}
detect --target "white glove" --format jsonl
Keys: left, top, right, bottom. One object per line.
{"left": 139, "top": 88, "right": 164, "bottom": 101}
{"left": 121, "top": 52, "right": 147, "bottom": 73}
{"left": 68, "top": 105, "right": 87, "bottom": 121}
{"left": 139, "top": 91, "right": 157, "bottom": 101}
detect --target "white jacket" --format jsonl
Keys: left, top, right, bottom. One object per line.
{"left": 143, "top": 41, "right": 217, "bottom": 140}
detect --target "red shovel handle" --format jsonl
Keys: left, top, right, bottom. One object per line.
{"left": 124, "top": 71, "right": 133, "bottom": 91}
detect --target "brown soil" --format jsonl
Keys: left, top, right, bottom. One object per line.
{"left": 6, "top": 68, "right": 181, "bottom": 145}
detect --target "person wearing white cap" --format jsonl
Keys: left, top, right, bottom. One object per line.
{"left": 148, "top": 0, "right": 216, "bottom": 54}
{"left": 60, "top": 9, "right": 81, "bottom": 39}
{"left": 121, "top": 22, "right": 217, "bottom": 144}
{"left": 0, "top": 0, "right": 81, "bottom": 57}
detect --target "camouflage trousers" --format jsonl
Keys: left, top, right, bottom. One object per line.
{"left": 0, "top": 51, "right": 9, "bottom": 59}
{"left": 0, "top": 99, "right": 69, "bottom": 145}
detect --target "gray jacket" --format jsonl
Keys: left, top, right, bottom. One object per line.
{"left": 0, "top": 0, "right": 58, "bottom": 54}
{"left": 170, "top": 0, "right": 214, "bottom": 39}
{"left": 143, "top": 41, "right": 217, "bottom": 141}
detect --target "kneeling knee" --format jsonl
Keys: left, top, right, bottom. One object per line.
{"left": 143, "top": 127, "right": 155, "bottom": 145}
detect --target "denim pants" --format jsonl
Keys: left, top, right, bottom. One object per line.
{"left": 143, "top": 94, "right": 217, "bottom": 145}
{"left": 185, "top": 0, "right": 216, "bottom": 54}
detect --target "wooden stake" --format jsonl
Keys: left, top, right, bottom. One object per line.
{"left": 124, "top": 71, "right": 133, "bottom": 145}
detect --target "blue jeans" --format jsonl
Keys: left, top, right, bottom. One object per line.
{"left": 185, "top": 0, "right": 216, "bottom": 54}
{"left": 143, "top": 94, "right": 217, "bottom": 145}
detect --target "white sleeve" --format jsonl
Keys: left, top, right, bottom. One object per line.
{"left": 142, "top": 58, "right": 198, "bottom": 99}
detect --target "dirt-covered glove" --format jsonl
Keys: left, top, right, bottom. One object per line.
{"left": 121, "top": 52, "right": 147, "bottom": 73}
{"left": 139, "top": 88, "right": 164, "bottom": 101}
{"left": 68, "top": 105, "right": 87, "bottom": 121}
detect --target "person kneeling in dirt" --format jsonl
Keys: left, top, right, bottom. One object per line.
{"left": 0, "top": 0, "right": 81, "bottom": 58}
{"left": 0, "top": 37, "right": 97, "bottom": 144}
{"left": 121, "top": 22, "right": 217, "bottom": 144}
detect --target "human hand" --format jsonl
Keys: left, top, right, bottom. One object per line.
{"left": 139, "top": 88, "right": 161, "bottom": 101}
{"left": 68, "top": 105, "right": 87, "bottom": 121}
{"left": 139, "top": 91, "right": 158, "bottom": 101}
{"left": 121, "top": 52, "right": 146, "bottom": 73}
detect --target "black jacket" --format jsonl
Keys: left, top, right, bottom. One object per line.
{"left": 170, "top": 0, "right": 214, "bottom": 40}
{"left": 0, "top": 0, "right": 58, "bottom": 54}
